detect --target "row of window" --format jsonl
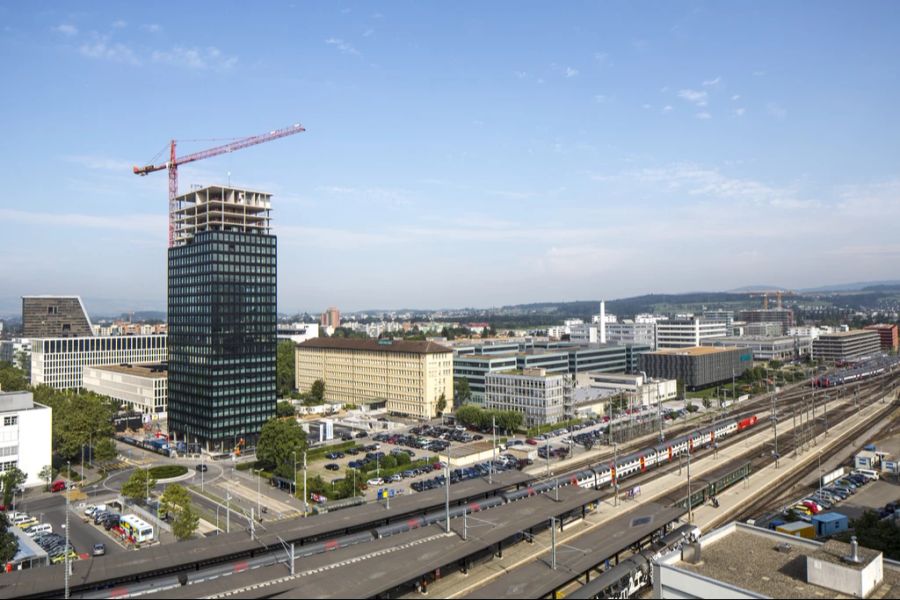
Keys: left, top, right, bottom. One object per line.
{"left": 3, "top": 416, "right": 18, "bottom": 427}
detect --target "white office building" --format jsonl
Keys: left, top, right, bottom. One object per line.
{"left": 30, "top": 335, "right": 167, "bottom": 390}
{"left": 606, "top": 321, "right": 657, "bottom": 349}
{"left": 83, "top": 363, "right": 168, "bottom": 416}
{"left": 277, "top": 322, "right": 320, "bottom": 344}
{"left": 484, "top": 368, "right": 567, "bottom": 427}
{"left": 655, "top": 317, "right": 727, "bottom": 349}
{"left": 577, "top": 372, "right": 678, "bottom": 407}
{"left": 0, "top": 391, "right": 52, "bottom": 489}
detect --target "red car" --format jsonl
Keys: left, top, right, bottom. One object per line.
{"left": 526, "top": 438, "right": 538, "bottom": 446}
{"left": 50, "top": 480, "right": 67, "bottom": 493}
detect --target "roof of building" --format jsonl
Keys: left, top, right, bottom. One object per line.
{"left": 812, "top": 511, "right": 847, "bottom": 523}
{"left": 297, "top": 337, "right": 452, "bottom": 354}
{"left": 865, "top": 323, "right": 898, "bottom": 330}
{"left": 649, "top": 346, "right": 740, "bottom": 356}
{"left": 667, "top": 524, "right": 900, "bottom": 599}
{"left": 88, "top": 363, "right": 168, "bottom": 378}
{"left": 454, "top": 353, "right": 518, "bottom": 362}
{"left": 817, "top": 329, "right": 880, "bottom": 339}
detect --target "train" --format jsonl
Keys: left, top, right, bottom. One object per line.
{"left": 814, "top": 354, "right": 900, "bottom": 388}
{"left": 567, "top": 523, "right": 701, "bottom": 599}
{"left": 90, "top": 416, "right": 757, "bottom": 599}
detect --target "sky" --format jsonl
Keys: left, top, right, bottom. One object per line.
{"left": 1, "top": 1, "right": 899, "bottom": 315}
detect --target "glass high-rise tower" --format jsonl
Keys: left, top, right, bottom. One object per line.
{"left": 167, "top": 185, "right": 277, "bottom": 451}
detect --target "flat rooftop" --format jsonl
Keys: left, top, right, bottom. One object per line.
{"left": 89, "top": 363, "right": 168, "bottom": 378}
{"left": 650, "top": 346, "right": 739, "bottom": 356}
{"left": 454, "top": 353, "right": 518, "bottom": 362}
{"left": 817, "top": 330, "right": 880, "bottom": 339}
{"left": 669, "top": 525, "right": 900, "bottom": 599}
{"left": 297, "top": 337, "right": 452, "bottom": 355}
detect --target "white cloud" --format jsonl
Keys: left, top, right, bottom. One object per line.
{"left": 677, "top": 89, "right": 708, "bottom": 107}
{"left": 766, "top": 102, "right": 787, "bottom": 118}
{"left": 662, "top": 105, "right": 673, "bottom": 113}
{"left": 112, "top": 20, "right": 127, "bottom": 29}
{"left": 64, "top": 155, "right": 134, "bottom": 171}
{"left": 325, "top": 37, "right": 360, "bottom": 56}
{"left": 514, "top": 71, "right": 528, "bottom": 79}
{"left": 702, "top": 76, "right": 721, "bottom": 87}
{"left": 695, "top": 111, "right": 712, "bottom": 120}
{"left": 0, "top": 208, "right": 163, "bottom": 236}
{"left": 151, "top": 46, "right": 237, "bottom": 70}
{"left": 53, "top": 24, "right": 78, "bottom": 36}
{"left": 731, "top": 94, "right": 741, "bottom": 101}
{"left": 594, "top": 52, "right": 611, "bottom": 66}
{"left": 734, "top": 107, "right": 746, "bottom": 117}
{"left": 565, "top": 67, "right": 579, "bottom": 78}
{"left": 79, "top": 38, "right": 140, "bottom": 65}
{"left": 141, "top": 24, "right": 161, "bottom": 33}
{"left": 363, "top": 28, "right": 374, "bottom": 37}
{"left": 642, "top": 103, "right": 652, "bottom": 110}
{"left": 753, "top": 70, "right": 766, "bottom": 77}
{"left": 594, "top": 94, "right": 608, "bottom": 104}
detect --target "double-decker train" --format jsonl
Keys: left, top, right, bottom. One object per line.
{"left": 814, "top": 354, "right": 900, "bottom": 388}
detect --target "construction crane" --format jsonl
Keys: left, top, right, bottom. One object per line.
{"left": 133, "top": 123, "right": 306, "bottom": 248}
{"left": 749, "top": 290, "right": 795, "bottom": 309}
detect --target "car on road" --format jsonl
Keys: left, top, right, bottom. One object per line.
{"left": 367, "top": 477, "right": 384, "bottom": 486}
{"left": 195, "top": 464, "right": 209, "bottom": 472}
{"left": 324, "top": 463, "right": 340, "bottom": 471}
{"left": 50, "top": 480, "right": 68, "bottom": 493}
{"left": 92, "top": 543, "right": 106, "bottom": 557}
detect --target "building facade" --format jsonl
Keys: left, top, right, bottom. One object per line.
{"left": 812, "top": 330, "right": 882, "bottom": 363}
{"left": 320, "top": 307, "right": 341, "bottom": 329}
{"left": 30, "top": 335, "right": 166, "bottom": 390}
{"left": 0, "top": 339, "right": 32, "bottom": 374}
{"left": 22, "top": 296, "right": 94, "bottom": 338}
{"left": 864, "top": 324, "right": 899, "bottom": 352}
{"left": 655, "top": 318, "right": 728, "bottom": 349}
{"left": 739, "top": 307, "right": 794, "bottom": 332}
{"left": 639, "top": 346, "right": 751, "bottom": 389}
{"left": 83, "top": 363, "right": 168, "bottom": 416}
{"left": 702, "top": 335, "right": 813, "bottom": 361}
{"left": 484, "top": 368, "right": 567, "bottom": 427}
{"left": 0, "top": 391, "right": 52, "bottom": 488}
{"left": 295, "top": 338, "right": 453, "bottom": 419}
{"left": 453, "top": 353, "right": 517, "bottom": 406}
{"left": 606, "top": 321, "right": 657, "bottom": 350}
{"left": 167, "top": 185, "right": 278, "bottom": 451}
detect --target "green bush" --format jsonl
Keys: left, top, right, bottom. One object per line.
{"left": 148, "top": 465, "right": 188, "bottom": 479}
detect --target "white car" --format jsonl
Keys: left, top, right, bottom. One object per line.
{"left": 367, "top": 477, "right": 384, "bottom": 486}
{"left": 390, "top": 474, "right": 402, "bottom": 483}
{"left": 83, "top": 504, "right": 97, "bottom": 516}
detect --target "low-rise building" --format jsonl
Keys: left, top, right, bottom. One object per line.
{"left": 654, "top": 521, "right": 896, "bottom": 599}
{"left": 578, "top": 372, "right": 677, "bottom": 407}
{"left": 639, "top": 346, "right": 751, "bottom": 389}
{"left": 812, "top": 330, "right": 882, "bottom": 363}
{"left": 295, "top": 338, "right": 453, "bottom": 420}
{"left": 453, "top": 353, "right": 518, "bottom": 406}
{"left": 864, "top": 323, "right": 900, "bottom": 352}
{"left": 742, "top": 321, "right": 784, "bottom": 336}
{"left": 606, "top": 321, "right": 657, "bottom": 349}
{"left": 277, "top": 322, "right": 319, "bottom": 344}
{"left": 82, "top": 363, "right": 167, "bottom": 417}
{"left": 0, "top": 391, "right": 52, "bottom": 488}
{"left": 655, "top": 317, "right": 728, "bottom": 349}
{"left": 30, "top": 334, "right": 167, "bottom": 390}
{"left": 484, "top": 368, "right": 566, "bottom": 427}
{"left": 702, "top": 335, "right": 812, "bottom": 362}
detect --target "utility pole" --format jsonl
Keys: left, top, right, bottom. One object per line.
{"left": 64, "top": 461, "right": 70, "bottom": 600}
{"left": 489, "top": 416, "right": 495, "bottom": 485}
{"left": 772, "top": 393, "right": 779, "bottom": 468}
{"left": 545, "top": 439, "right": 550, "bottom": 478}
{"left": 303, "top": 450, "right": 308, "bottom": 517}
{"left": 613, "top": 442, "right": 619, "bottom": 507}
{"left": 823, "top": 392, "right": 828, "bottom": 437}
{"left": 444, "top": 462, "right": 451, "bottom": 534}
{"left": 226, "top": 493, "right": 231, "bottom": 534}
{"left": 687, "top": 448, "right": 693, "bottom": 523}
{"left": 550, "top": 517, "right": 557, "bottom": 570}
{"left": 792, "top": 406, "right": 797, "bottom": 457}
{"left": 293, "top": 451, "right": 298, "bottom": 502}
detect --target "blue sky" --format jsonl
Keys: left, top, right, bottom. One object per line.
{"left": 1, "top": 1, "right": 899, "bottom": 315}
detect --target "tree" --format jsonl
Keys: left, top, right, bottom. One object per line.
{"left": 172, "top": 503, "right": 199, "bottom": 541}
{"left": 1, "top": 467, "right": 26, "bottom": 508}
{"left": 436, "top": 393, "right": 447, "bottom": 416}
{"left": 33, "top": 387, "right": 116, "bottom": 463}
{"left": 310, "top": 380, "right": 326, "bottom": 404}
{"left": 38, "top": 465, "right": 53, "bottom": 492}
{"left": 453, "top": 379, "right": 472, "bottom": 407}
{"left": 122, "top": 469, "right": 157, "bottom": 504}
{"left": 0, "top": 513, "right": 18, "bottom": 563}
{"left": 93, "top": 437, "right": 118, "bottom": 463}
{"left": 160, "top": 484, "right": 191, "bottom": 517}
{"left": 256, "top": 417, "right": 308, "bottom": 480}
{"left": 276, "top": 400, "right": 296, "bottom": 418}
{"left": 276, "top": 340, "right": 296, "bottom": 398}
{"left": 455, "top": 405, "right": 482, "bottom": 428}
{"left": 0, "top": 361, "right": 28, "bottom": 392}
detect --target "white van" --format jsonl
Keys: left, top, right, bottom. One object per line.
{"left": 854, "top": 469, "right": 880, "bottom": 481}
{"left": 25, "top": 523, "right": 52, "bottom": 537}
{"left": 11, "top": 514, "right": 34, "bottom": 527}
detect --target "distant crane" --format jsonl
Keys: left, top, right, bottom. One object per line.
{"left": 749, "top": 290, "right": 795, "bottom": 309}
{"left": 133, "top": 123, "right": 306, "bottom": 248}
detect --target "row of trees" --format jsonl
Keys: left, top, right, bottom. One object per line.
{"left": 120, "top": 471, "right": 199, "bottom": 541}
{"left": 455, "top": 405, "right": 523, "bottom": 433}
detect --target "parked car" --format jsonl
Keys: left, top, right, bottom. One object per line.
{"left": 390, "top": 474, "right": 402, "bottom": 483}
{"left": 355, "top": 432, "right": 368, "bottom": 439}
{"left": 50, "top": 480, "right": 68, "bottom": 493}
{"left": 324, "top": 463, "right": 340, "bottom": 471}
{"left": 367, "top": 477, "right": 384, "bottom": 486}
{"left": 92, "top": 543, "right": 106, "bottom": 557}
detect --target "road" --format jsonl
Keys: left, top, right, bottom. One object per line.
{"left": 16, "top": 495, "right": 123, "bottom": 558}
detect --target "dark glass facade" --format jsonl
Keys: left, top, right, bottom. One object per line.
{"left": 167, "top": 231, "right": 277, "bottom": 450}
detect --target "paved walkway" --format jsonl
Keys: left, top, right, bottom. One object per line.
{"left": 407, "top": 393, "right": 894, "bottom": 599}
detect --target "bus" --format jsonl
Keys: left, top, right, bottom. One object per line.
{"left": 119, "top": 514, "right": 154, "bottom": 544}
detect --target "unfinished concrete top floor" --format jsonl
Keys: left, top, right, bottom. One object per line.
{"left": 173, "top": 184, "right": 272, "bottom": 246}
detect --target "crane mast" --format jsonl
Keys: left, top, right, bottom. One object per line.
{"left": 133, "top": 123, "right": 305, "bottom": 248}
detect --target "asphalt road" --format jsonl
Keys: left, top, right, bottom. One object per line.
{"left": 16, "top": 495, "right": 123, "bottom": 559}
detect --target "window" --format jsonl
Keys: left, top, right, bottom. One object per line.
{"left": 3, "top": 416, "right": 17, "bottom": 427}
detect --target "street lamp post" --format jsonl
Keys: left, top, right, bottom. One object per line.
{"left": 64, "top": 462, "right": 71, "bottom": 599}
{"left": 303, "top": 450, "right": 308, "bottom": 517}
{"left": 613, "top": 441, "right": 618, "bottom": 507}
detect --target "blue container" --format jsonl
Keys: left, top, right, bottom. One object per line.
{"left": 812, "top": 512, "right": 849, "bottom": 537}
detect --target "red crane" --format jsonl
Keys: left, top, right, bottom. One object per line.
{"left": 133, "top": 122, "right": 306, "bottom": 248}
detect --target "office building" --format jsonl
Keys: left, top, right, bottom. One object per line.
{"left": 578, "top": 372, "right": 677, "bottom": 407}
{"left": 295, "top": 338, "right": 453, "bottom": 419}
{"left": 277, "top": 322, "right": 320, "bottom": 345}
{"left": 0, "top": 339, "right": 32, "bottom": 373}
{"left": 606, "top": 321, "right": 657, "bottom": 349}
{"left": 654, "top": 522, "right": 896, "bottom": 599}
{"left": 320, "top": 307, "right": 341, "bottom": 329}
{"left": 30, "top": 335, "right": 166, "bottom": 390}
{"left": 655, "top": 317, "right": 728, "bottom": 349}
{"left": 516, "top": 349, "right": 570, "bottom": 374}
{"left": 567, "top": 345, "right": 629, "bottom": 373}
{"left": 484, "top": 368, "right": 567, "bottom": 427}
{"left": 812, "top": 330, "right": 882, "bottom": 363}
{"left": 702, "top": 309, "right": 735, "bottom": 330}
{"left": 864, "top": 323, "right": 899, "bottom": 352}
{"left": 22, "top": 296, "right": 94, "bottom": 339}
{"left": 167, "top": 185, "right": 277, "bottom": 451}
{"left": 639, "top": 346, "right": 751, "bottom": 389}
{"left": 740, "top": 307, "right": 794, "bottom": 333}
{"left": 702, "top": 335, "right": 813, "bottom": 361}
{"left": 453, "top": 353, "right": 517, "bottom": 406}
{"left": 83, "top": 363, "right": 168, "bottom": 416}
{"left": 0, "top": 391, "right": 52, "bottom": 488}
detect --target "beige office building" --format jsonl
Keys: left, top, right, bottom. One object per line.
{"left": 295, "top": 338, "right": 453, "bottom": 419}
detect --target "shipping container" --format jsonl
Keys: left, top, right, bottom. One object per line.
{"left": 776, "top": 521, "right": 815, "bottom": 539}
